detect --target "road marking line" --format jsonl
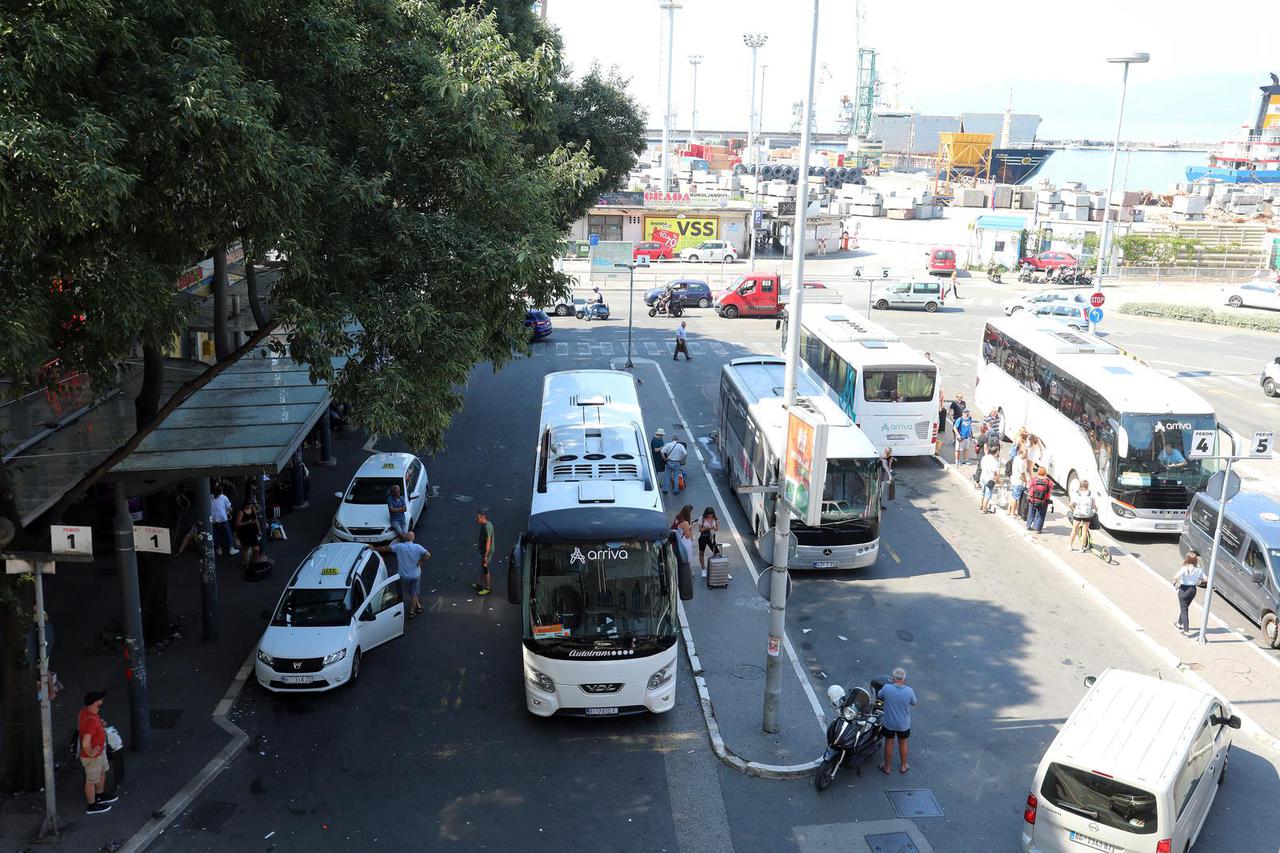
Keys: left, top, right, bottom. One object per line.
{"left": 555, "top": 342, "right": 568, "bottom": 357}
{"left": 709, "top": 342, "right": 728, "bottom": 355}
{"left": 687, "top": 342, "right": 705, "bottom": 355}
{"left": 599, "top": 342, "right": 614, "bottom": 356}
{"left": 645, "top": 340, "right": 661, "bottom": 356}
{"left": 886, "top": 545, "right": 901, "bottom": 564}
{"left": 577, "top": 341, "right": 591, "bottom": 356}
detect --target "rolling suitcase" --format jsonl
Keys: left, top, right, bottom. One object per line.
{"left": 1016, "top": 491, "right": 1029, "bottom": 520}
{"left": 705, "top": 536, "right": 730, "bottom": 589}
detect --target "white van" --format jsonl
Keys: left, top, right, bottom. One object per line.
{"left": 1021, "top": 669, "right": 1240, "bottom": 853}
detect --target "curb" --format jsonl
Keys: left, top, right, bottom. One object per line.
{"left": 934, "top": 455, "right": 1280, "bottom": 755}
{"left": 119, "top": 650, "right": 256, "bottom": 853}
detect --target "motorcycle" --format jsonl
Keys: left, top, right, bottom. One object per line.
{"left": 648, "top": 299, "right": 684, "bottom": 318}
{"left": 986, "top": 265, "right": 1003, "bottom": 284}
{"left": 1017, "top": 264, "right": 1039, "bottom": 284}
{"left": 815, "top": 675, "right": 889, "bottom": 791}
{"left": 576, "top": 302, "right": 610, "bottom": 321}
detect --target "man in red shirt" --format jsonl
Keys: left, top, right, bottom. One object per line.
{"left": 79, "top": 690, "right": 116, "bottom": 814}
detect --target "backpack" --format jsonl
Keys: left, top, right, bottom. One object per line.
{"left": 1029, "top": 477, "right": 1052, "bottom": 505}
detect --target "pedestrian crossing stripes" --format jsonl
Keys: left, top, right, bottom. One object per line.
{"left": 687, "top": 342, "right": 704, "bottom": 356}
{"left": 644, "top": 341, "right": 661, "bottom": 356}
{"left": 708, "top": 342, "right": 728, "bottom": 356}
{"left": 555, "top": 342, "right": 568, "bottom": 357}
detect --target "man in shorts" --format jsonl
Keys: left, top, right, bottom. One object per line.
{"left": 376, "top": 532, "right": 430, "bottom": 618}
{"left": 878, "top": 668, "right": 918, "bottom": 775}
{"left": 953, "top": 410, "right": 973, "bottom": 464}
{"left": 79, "top": 690, "right": 116, "bottom": 814}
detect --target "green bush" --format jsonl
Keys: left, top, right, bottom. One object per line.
{"left": 1119, "top": 302, "right": 1280, "bottom": 333}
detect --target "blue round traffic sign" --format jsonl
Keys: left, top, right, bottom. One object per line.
{"left": 1088, "top": 307, "right": 1104, "bottom": 324}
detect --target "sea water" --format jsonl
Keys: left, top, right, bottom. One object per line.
{"left": 1032, "top": 148, "right": 1208, "bottom": 194}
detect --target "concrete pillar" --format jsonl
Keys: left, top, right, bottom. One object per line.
{"left": 317, "top": 410, "right": 337, "bottom": 467}
{"left": 193, "top": 477, "right": 218, "bottom": 641}
{"left": 113, "top": 486, "right": 151, "bottom": 750}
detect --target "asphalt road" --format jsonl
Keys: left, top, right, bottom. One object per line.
{"left": 149, "top": 298, "right": 1280, "bottom": 853}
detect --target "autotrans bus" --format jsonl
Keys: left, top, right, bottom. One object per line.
{"left": 719, "top": 356, "right": 884, "bottom": 570}
{"left": 975, "top": 316, "right": 1224, "bottom": 532}
{"left": 793, "top": 312, "right": 940, "bottom": 456}
{"left": 507, "top": 370, "right": 692, "bottom": 717}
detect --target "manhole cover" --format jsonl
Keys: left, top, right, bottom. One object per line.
{"left": 866, "top": 831, "right": 920, "bottom": 853}
{"left": 729, "top": 664, "right": 765, "bottom": 680}
{"left": 886, "top": 788, "right": 943, "bottom": 818}
{"left": 895, "top": 629, "right": 914, "bottom": 643}
{"left": 183, "top": 800, "right": 238, "bottom": 832}
{"left": 1214, "top": 658, "right": 1251, "bottom": 675}
{"left": 150, "top": 709, "right": 184, "bottom": 730}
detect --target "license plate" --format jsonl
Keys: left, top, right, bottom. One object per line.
{"left": 585, "top": 707, "right": 619, "bottom": 716}
{"left": 281, "top": 675, "right": 313, "bottom": 685}
{"left": 813, "top": 561, "right": 838, "bottom": 569}
{"left": 356, "top": 535, "right": 382, "bottom": 542}
{"left": 1069, "top": 831, "right": 1116, "bottom": 853}
{"left": 1155, "top": 523, "right": 1180, "bottom": 530}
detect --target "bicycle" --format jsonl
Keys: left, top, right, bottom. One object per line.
{"left": 1076, "top": 517, "right": 1116, "bottom": 565}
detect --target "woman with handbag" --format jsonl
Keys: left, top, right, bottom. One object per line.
{"left": 697, "top": 507, "right": 720, "bottom": 578}
{"left": 1172, "top": 551, "right": 1205, "bottom": 634}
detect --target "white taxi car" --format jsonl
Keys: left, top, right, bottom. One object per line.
{"left": 331, "top": 452, "right": 429, "bottom": 544}
{"left": 255, "top": 543, "right": 404, "bottom": 692}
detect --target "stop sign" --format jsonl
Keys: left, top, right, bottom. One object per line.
{"left": 1090, "top": 292, "right": 1105, "bottom": 308}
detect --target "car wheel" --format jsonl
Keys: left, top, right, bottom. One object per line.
{"left": 722, "top": 305, "right": 739, "bottom": 319}
{"left": 1009, "top": 306, "right": 1023, "bottom": 314}
{"left": 555, "top": 305, "right": 570, "bottom": 316}
{"left": 687, "top": 254, "right": 699, "bottom": 262}
{"left": 698, "top": 297, "right": 710, "bottom": 309}
{"left": 349, "top": 649, "right": 362, "bottom": 686}
{"left": 874, "top": 299, "right": 889, "bottom": 310}
{"left": 1228, "top": 296, "right": 1244, "bottom": 308}
{"left": 924, "top": 301, "right": 938, "bottom": 313}
{"left": 1265, "top": 378, "right": 1277, "bottom": 397}
{"left": 722, "top": 255, "right": 735, "bottom": 264}
{"left": 1262, "top": 612, "right": 1280, "bottom": 649}
{"left": 575, "top": 311, "right": 584, "bottom": 319}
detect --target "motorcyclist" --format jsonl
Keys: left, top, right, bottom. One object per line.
{"left": 656, "top": 288, "right": 673, "bottom": 314}
{"left": 592, "top": 287, "right": 604, "bottom": 305}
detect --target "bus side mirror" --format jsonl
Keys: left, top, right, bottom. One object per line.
{"left": 507, "top": 536, "right": 524, "bottom": 605}
{"left": 671, "top": 532, "right": 694, "bottom": 602}
{"left": 1115, "top": 426, "right": 1129, "bottom": 458}
{"left": 1252, "top": 569, "right": 1266, "bottom": 585}
{"left": 1083, "top": 675, "right": 1097, "bottom": 688}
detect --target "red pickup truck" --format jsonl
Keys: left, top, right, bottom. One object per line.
{"left": 714, "top": 274, "right": 833, "bottom": 318}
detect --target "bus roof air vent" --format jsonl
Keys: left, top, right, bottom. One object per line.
{"left": 577, "top": 482, "right": 616, "bottom": 504}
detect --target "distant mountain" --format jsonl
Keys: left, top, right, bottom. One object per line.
{"left": 911, "top": 72, "right": 1267, "bottom": 144}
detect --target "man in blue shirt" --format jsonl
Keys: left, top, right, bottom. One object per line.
{"left": 387, "top": 484, "right": 409, "bottom": 540}
{"left": 376, "top": 532, "right": 430, "bottom": 619}
{"left": 879, "top": 667, "right": 918, "bottom": 775}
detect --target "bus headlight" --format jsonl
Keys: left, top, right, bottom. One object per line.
{"left": 526, "top": 666, "right": 555, "bottom": 694}
{"left": 1111, "top": 501, "right": 1137, "bottom": 519}
{"left": 647, "top": 663, "right": 674, "bottom": 691}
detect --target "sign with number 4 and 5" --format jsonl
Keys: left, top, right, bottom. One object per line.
{"left": 1188, "top": 430, "right": 1216, "bottom": 459}
{"left": 1251, "top": 431, "right": 1274, "bottom": 459}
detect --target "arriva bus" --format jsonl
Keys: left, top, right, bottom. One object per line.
{"left": 507, "top": 370, "right": 692, "bottom": 717}
{"left": 793, "top": 312, "right": 940, "bottom": 456}
{"left": 975, "top": 317, "right": 1224, "bottom": 532}
{"left": 719, "top": 356, "right": 884, "bottom": 570}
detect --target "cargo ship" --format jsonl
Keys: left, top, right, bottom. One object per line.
{"left": 1185, "top": 74, "right": 1280, "bottom": 184}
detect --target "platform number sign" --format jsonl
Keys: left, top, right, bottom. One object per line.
{"left": 1251, "top": 431, "right": 1275, "bottom": 459}
{"left": 1189, "top": 430, "right": 1216, "bottom": 459}
{"left": 852, "top": 266, "right": 891, "bottom": 278}
{"left": 50, "top": 525, "right": 93, "bottom": 557}
{"left": 133, "top": 525, "right": 172, "bottom": 555}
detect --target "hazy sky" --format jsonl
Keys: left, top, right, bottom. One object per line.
{"left": 544, "top": 0, "right": 1275, "bottom": 143}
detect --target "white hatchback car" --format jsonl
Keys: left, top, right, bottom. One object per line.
{"left": 255, "top": 543, "right": 404, "bottom": 693}
{"left": 680, "top": 241, "right": 737, "bottom": 263}
{"left": 331, "top": 453, "right": 429, "bottom": 544}
{"left": 1225, "top": 281, "right": 1280, "bottom": 310}
{"left": 1003, "top": 290, "right": 1089, "bottom": 316}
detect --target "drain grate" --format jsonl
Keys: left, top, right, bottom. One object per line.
{"left": 183, "top": 799, "right": 238, "bottom": 832}
{"left": 866, "top": 831, "right": 920, "bottom": 853}
{"left": 150, "top": 709, "right": 184, "bottom": 730}
{"left": 885, "top": 788, "right": 943, "bottom": 818}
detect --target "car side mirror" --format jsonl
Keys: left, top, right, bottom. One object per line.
{"left": 334, "top": 491, "right": 344, "bottom": 499}
{"left": 1252, "top": 569, "right": 1266, "bottom": 584}
{"left": 359, "top": 608, "right": 375, "bottom": 622}
{"left": 1228, "top": 714, "right": 1242, "bottom": 729}
{"left": 409, "top": 494, "right": 420, "bottom": 500}
{"left": 1212, "top": 713, "right": 1243, "bottom": 729}
{"left": 1083, "top": 675, "right": 1097, "bottom": 688}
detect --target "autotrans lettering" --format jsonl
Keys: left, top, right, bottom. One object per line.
{"left": 567, "top": 648, "right": 636, "bottom": 658}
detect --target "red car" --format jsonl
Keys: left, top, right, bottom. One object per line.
{"left": 633, "top": 241, "right": 673, "bottom": 262}
{"left": 1020, "top": 251, "right": 1079, "bottom": 271}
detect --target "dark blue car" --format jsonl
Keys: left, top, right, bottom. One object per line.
{"left": 525, "top": 309, "right": 553, "bottom": 340}
{"left": 643, "top": 279, "right": 713, "bottom": 308}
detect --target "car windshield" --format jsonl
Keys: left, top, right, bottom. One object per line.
{"left": 819, "top": 458, "right": 881, "bottom": 525}
{"left": 1040, "top": 763, "right": 1157, "bottom": 835}
{"left": 346, "top": 477, "right": 402, "bottom": 504}
{"left": 1114, "top": 413, "right": 1215, "bottom": 491}
{"left": 863, "top": 368, "right": 937, "bottom": 403}
{"left": 529, "top": 541, "right": 675, "bottom": 643}
{"left": 272, "top": 587, "right": 350, "bottom": 628}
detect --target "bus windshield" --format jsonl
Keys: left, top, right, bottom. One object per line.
{"left": 529, "top": 541, "right": 675, "bottom": 645}
{"left": 1114, "top": 414, "right": 1215, "bottom": 492}
{"left": 820, "top": 458, "right": 881, "bottom": 525}
{"left": 862, "top": 368, "right": 937, "bottom": 404}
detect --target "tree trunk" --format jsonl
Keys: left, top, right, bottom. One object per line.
{"left": 0, "top": 577, "right": 40, "bottom": 793}
{"left": 212, "top": 244, "right": 231, "bottom": 362}
{"left": 134, "top": 342, "right": 164, "bottom": 431}
{"left": 243, "top": 237, "right": 269, "bottom": 330}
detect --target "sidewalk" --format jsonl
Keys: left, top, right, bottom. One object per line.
{"left": 937, "top": 456, "right": 1280, "bottom": 752}
{"left": 622, "top": 357, "right": 828, "bottom": 779}
{"left": 0, "top": 433, "right": 364, "bottom": 851}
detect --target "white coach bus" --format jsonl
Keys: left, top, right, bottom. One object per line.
{"left": 793, "top": 312, "right": 940, "bottom": 456}
{"left": 974, "top": 316, "right": 1224, "bottom": 532}
{"left": 719, "top": 356, "right": 884, "bottom": 570}
{"left": 507, "top": 370, "right": 692, "bottom": 718}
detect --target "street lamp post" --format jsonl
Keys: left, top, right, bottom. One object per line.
{"left": 660, "top": 0, "right": 683, "bottom": 193}
{"left": 762, "top": 0, "right": 819, "bottom": 735}
{"left": 744, "top": 35, "right": 768, "bottom": 272}
{"left": 615, "top": 261, "right": 646, "bottom": 368}
{"left": 689, "top": 55, "right": 703, "bottom": 141}
{"left": 1097, "top": 52, "right": 1149, "bottom": 285}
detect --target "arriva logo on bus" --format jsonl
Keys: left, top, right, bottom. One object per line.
{"left": 880, "top": 422, "right": 917, "bottom": 433}
{"left": 1154, "top": 421, "right": 1194, "bottom": 431}
{"left": 569, "top": 547, "right": 629, "bottom": 565}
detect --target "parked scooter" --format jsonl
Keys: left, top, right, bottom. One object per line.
{"left": 647, "top": 298, "right": 684, "bottom": 318}
{"left": 815, "top": 675, "right": 889, "bottom": 791}
{"left": 986, "top": 264, "right": 1003, "bottom": 284}
{"left": 1017, "top": 264, "right": 1041, "bottom": 284}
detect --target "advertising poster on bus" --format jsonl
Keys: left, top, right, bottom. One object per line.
{"left": 643, "top": 215, "right": 719, "bottom": 255}
{"left": 782, "top": 401, "right": 829, "bottom": 527}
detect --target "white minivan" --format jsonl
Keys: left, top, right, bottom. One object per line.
{"left": 1021, "top": 669, "right": 1240, "bottom": 853}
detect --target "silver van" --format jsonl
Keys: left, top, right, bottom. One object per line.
{"left": 872, "top": 280, "right": 943, "bottom": 312}
{"left": 1180, "top": 490, "right": 1280, "bottom": 649}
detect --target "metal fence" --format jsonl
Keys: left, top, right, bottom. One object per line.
{"left": 1112, "top": 266, "right": 1263, "bottom": 284}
